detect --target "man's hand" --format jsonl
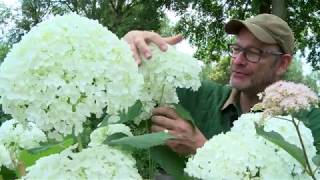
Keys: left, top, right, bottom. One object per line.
{"left": 123, "top": 30, "right": 183, "bottom": 64}
{"left": 151, "top": 107, "right": 207, "bottom": 155}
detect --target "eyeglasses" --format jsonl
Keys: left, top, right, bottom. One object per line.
{"left": 228, "top": 44, "right": 284, "bottom": 63}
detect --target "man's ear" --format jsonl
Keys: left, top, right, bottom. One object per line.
{"left": 276, "top": 54, "right": 292, "bottom": 77}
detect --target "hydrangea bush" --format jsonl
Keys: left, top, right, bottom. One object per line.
{"left": 186, "top": 81, "right": 320, "bottom": 180}
{"left": 0, "top": 14, "right": 143, "bottom": 140}
{"left": 0, "top": 13, "right": 203, "bottom": 179}
{"left": 185, "top": 113, "right": 319, "bottom": 179}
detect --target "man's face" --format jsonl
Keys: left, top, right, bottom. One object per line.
{"left": 229, "top": 28, "right": 282, "bottom": 94}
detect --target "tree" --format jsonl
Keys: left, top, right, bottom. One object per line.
{"left": 3, "top": 0, "right": 172, "bottom": 44}
{"left": 171, "top": 0, "right": 320, "bottom": 70}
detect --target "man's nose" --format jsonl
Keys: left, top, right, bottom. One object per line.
{"left": 232, "top": 51, "right": 247, "bottom": 65}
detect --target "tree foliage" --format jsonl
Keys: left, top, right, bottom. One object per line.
{"left": 2, "top": 0, "right": 174, "bottom": 45}
{"left": 171, "top": 0, "right": 320, "bottom": 70}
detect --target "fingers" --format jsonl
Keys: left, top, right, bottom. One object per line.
{"left": 151, "top": 115, "right": 176, "bottom": 130}
{"left": 164, "top": 34, "right": 183, "bottom": 45}
{"left": 123, "top": 30, "right": 183, "bottom": 64}
{"left": 144, "top": 31, "right": 168, "bottom": 51}
{"left": 129, "top": 43, "right": 142, "bottom": 65}
{"left": 152, "top": 107, "right": 180, "bottom": 120}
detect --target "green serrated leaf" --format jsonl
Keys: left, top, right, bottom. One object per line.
{"left": 118, "top": 100, "right": 142, "bottom": 124}
{"left": 27, "top": 138, "right": 74, "bottom": 154}
{"left": 108, "top": 132, "right": 174, "bottom": 149}
{"left": 150, "top": 146, "right": 192, "bottom": 180}
{"left": 99, "top": 100, "right": 142, "bottom": 126}
{"left": 173, "top": 103, "right": 196, "bottom": 128}
{"left": 99, "top": 114, "right": 111, "bottom": 127}
{"left": 103, "top": 132, "right": 129, "bottom": 144}
{"left": 312, "top": 154, "right": 320, "bottom": 166}
{"left": 255, "top": 123, "right": 307, "bottom": 168}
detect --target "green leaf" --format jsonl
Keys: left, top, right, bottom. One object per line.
{"left": 150, "top": 146, "right": 192, "bottom": 180}
{"left": 0, "top": 166, "right": 17, "bottom": 180}
{"left": 255, "top": 123, "right": 307, "bottom": 168}
{"left": 118, "top": 100, "right": 142, "bottom": 123}
{"left": 312, "top": 154, "right": 320, "bottom": 166}
{"left": 98, "top": 114, "right": 111, "bottom": 127}
{"left": 99, "top": 100, "right": 142, "bottom": 126}
{"left": 27, "top": 138, "right": 74, "bottom": 154}
{"left": 107, "top": 132, "right": 174, "bottom": 149}
{"left": 173, "top": 103, "right": 196, "bottom": 127}
{"left": 20, "top": 138, "right": 74, "bottom": 167}
{"left": 103, "top": 132, "right": 129, "bottom": 144}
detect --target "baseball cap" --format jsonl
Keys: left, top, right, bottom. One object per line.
{"left": 225, "top": 13, "right": 295, "bottom": 54}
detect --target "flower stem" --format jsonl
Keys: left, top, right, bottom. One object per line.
{"left": 16, "top": 161, "right": 26, "bottom": 177}
{"left": 291, "top": 117, "right": 316, "bottom": 180}
{"left": 159, "top": 83, "right": 166, "bottom": 106}
{"left": 146, "top": 118, "right": 154, "bottom": 179}
{"left": 77, "top": 135, "right": 83, "bottom": 152}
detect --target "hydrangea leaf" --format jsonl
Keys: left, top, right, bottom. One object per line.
{"left": 107, "top": 132, "right": 174, "bottom": 149}
{"left": 118, "top": 100, "right": 142, "bottom": 123}
{"left": 20, "top": 138, "right": 74, "bottom": 167}
{"left": 103, "top": 132, "right": 129, "bottom": 144}
{"left": 26, "top": 138, "right": 74, "bottom": 154}
{"left": 255, "top": 123, "right": 307, "bottom": 168}
{"left": 173, "top": 103, "right": 196, "bottom": 128}
{"left": 0, "top": 166, "right": 17, "bottom": 180}
{"left": 150, "top": 146, "right": 192, "bottom": 180}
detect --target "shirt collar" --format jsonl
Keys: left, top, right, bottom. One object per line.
{"left": 221, "top": 88, "right": 240, "bottom": 110}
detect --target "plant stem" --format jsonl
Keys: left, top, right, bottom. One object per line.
{"left": 146, "top": 118, "right": 154, "bottom": 179}
{"left": 77, "top": 135, "right": 83, "bottom": 152}
{"left": 292, "top": 117, "right": 316, "bottom": 180}
{"left": 16, "top": 161, "right": 26, "bottom": 177}
{"left": 159, "top": 83, "right": 166, "bottom": 106}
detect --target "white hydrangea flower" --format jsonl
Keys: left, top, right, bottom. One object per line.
{"left": 0, "top": 143, "right": 13, "bottom": 169}
{"left": 0, "top": 14, "right": 143, "bottom": 140}
{"left": 134, "top": 44, "right": 202, "bottom": 124}
{"left": 0, "top": 119, "right": 46, "bottom": 169}
{"left": 23, "top": 145, "right": 142, "bottom": 180}
{"left": 89, "top": 123, "right": 132, "bottom": 147}
{"left": 185, "top": 113, "right": 318, "bottom": 180}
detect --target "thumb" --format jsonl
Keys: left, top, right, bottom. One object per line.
{"left": 163, "top": 34, "right": 183, "bottom": 45}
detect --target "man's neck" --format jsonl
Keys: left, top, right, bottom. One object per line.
{"left": 239, "top": 91, "right": 260, "bottom": 113}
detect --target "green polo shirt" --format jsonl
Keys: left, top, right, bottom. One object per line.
{"left": 177, "top": 80, "right": 320, "bottom": 152}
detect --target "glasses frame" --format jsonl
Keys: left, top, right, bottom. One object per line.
{"left": 228, "top": 44, "right": 284, "bottom": 63}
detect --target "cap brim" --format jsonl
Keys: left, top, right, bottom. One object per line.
{"left": 225, "top": 20, "right": 277, "bottom": 44}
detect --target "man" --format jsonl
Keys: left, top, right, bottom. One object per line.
{"left": 124, "top": 14, "right": 320, "bottom": 155}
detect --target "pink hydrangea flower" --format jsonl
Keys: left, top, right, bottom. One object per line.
{"left": 253, "top": 81, "right": 319, "bottom": 117}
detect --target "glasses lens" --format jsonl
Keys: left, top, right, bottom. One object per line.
{"left": 230, "top": 45, "right": 241, "bottom": 57}
{"left": 245, "top": 50, "right": 260, "bottom": 63}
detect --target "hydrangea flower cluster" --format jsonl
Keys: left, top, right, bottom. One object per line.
{"left": 134, "top": 44, "right": 202, "bottom": 124}
{"left": 254, "top": 81, "right": 319, "bottom": 117}
{"left": 185, "top": 113, "right": 318, "bottom": 179}
{"left": 23, "top": 144, "right": 142, "bottom": 180}
{"left": 0, "top": 143, "right": 12, "bottom": 169}
{"left": 0, "top": 119, "right": 46, "bottom": 169}
{"left": 0, "top": 14, "right": 143, "bottom": 140}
